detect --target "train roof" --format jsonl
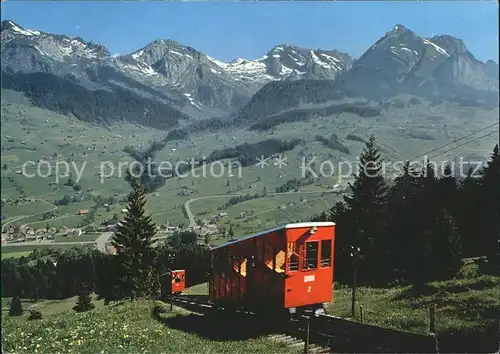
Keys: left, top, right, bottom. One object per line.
{"left": 210, "top": 221, "right": 335, "bottom": 251}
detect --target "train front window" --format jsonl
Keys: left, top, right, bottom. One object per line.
{"left": 321, "top": 240, "right": 332, "bottom": 267}
{"left": 303, "top": 241, "right": 318, "bottom": 270}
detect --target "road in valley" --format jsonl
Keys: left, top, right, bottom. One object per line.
{"left": 1, "top": 232, "right": 171, "bottom": 252}
{"left": 1, "top": 199, "right": 58, "bottom": 232}
{"left": 183, "top": 189, "right": 337, "bottom": 228}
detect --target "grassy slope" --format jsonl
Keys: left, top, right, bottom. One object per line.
{"left": 176, "top": 258, "right": 499, "bottom": 341}
{"left": 326, "top": 257, "right": 499, "bottom": 352}
{"left": 2, "top": 297, "right": 298, "bottom": 354}
{"left": 327, "top": 258, "right": 498, "bottom": 335}
{"left": 1, "top": 258, "right": 497, "bottom": 352}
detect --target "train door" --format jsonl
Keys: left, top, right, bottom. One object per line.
{"left": 301, "top": 240, "right": 319, "bottom": 295}
{"left": 285, "top": 239, "right": 323, "bottom": 309}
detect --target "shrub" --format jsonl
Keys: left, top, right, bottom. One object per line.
{"left": 8, "top": 296, "right": 23, "bottom": 317}
{"left": 28, "top": 310, "right": 42, "bottom": 321}
{"left": 152, "top": 301, "right": 170, "bottom": 315}
{"left": 73, "top": 286, "right": 95, "bottom": 313}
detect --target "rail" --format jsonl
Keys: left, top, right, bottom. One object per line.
{"left": 165, "top": 295, "right": 439, "bottom": 353}
{"left": 298, "top": 314, "right": 438, "bottom": 353}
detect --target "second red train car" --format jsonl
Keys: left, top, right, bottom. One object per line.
{"left": 164, "top": 269, "right": 186, "bottom": 295}
{"left": 208, "top": 222, "right": 335, "bottom": 316}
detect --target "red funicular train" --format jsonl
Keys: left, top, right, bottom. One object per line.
{"left": 209, "top": 222, "right": 335, "bottom": 317}
{"left": 163, "top": 269, "right": 186, "bottom": 296}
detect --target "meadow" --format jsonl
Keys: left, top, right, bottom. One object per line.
{"left": 160, "top": 257, "right": 499, "bottom": 352}
{"left": 3, "top": 257, "right": 495, "bottom": 353}
{"left": 2, "top": 297, "right": 299, "bottom": 354}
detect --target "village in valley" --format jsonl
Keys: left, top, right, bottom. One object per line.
{"left": 1, "top": 195, "right": 232, "bottom": 255}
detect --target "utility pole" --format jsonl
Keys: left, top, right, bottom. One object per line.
{"left": 350, "top": 245, "right": 361, "bottom": 319}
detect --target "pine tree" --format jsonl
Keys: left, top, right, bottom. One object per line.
{"left": 416, "top": 161, "right": 440, "bottom": 231}
{"left": 342, "top": 134, "right": 389, "bottom": 283}
{"left": 478, "top": 144, "right": 499, "bottom": 258}
{"left": 9, "top": 295, "right": 23, "bottom": 317}
{"left": 456, "top": 167, "right": 482, "bottom": 257}
{"left": 432, "top": 208, "right": 463, "bottom": 280}
{"left": 73, "top": 284, "right": 95, "bottom": 312}
{"left": 111, "top": 177, "right": 159, "bottom": 300}
{"left": 386, "top": 161, "right": 420, "bottom": 281}
{"left": 327, "top": 201, "right": 352, "bottom": 282}
{"left": 438, "top": 163, "right": 458, "bottom": 211}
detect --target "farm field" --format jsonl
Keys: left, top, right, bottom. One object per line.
{"left": 2, "top": 244, "right": 95, "bottom": 254}
{"left": 1, "top": 251, "right": 32, "bottom": 259}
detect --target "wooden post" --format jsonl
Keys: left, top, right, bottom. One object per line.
{"left": 304, "top": 316, "right": 310, "bottom": 354}
{"left": 429, "top": 303, "right": 436, "bottom": 333}
{"left": 360, "top": 305, "right": 364, "bottom": 323}
{"left": 170, "top": 295, "right": 173, "bottom": 311}
{"left": 351, "top": 258, "right": 357, "bottom": 319}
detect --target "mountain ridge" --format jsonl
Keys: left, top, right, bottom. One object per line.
{"left": 1, "top": 20, "right": 498, "bottom": 130}
{"left": 1, "top": 20, "right": 354, "bottom": 117}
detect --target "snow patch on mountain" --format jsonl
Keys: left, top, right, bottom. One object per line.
{"left": 423, "top": 38, "right": 449, "bottom": 57}
{"left": 183, "top": 93, "right": 202, "bottom": 110}
{"left": 8, "top": 21, "right": 40, "bottom": 36}
{"left": 207, "top": 55, "right": 275, "bottom": 82}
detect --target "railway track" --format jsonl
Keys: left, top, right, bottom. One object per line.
{"left": 165, "top": 294, "right": 438, "bottom": 353}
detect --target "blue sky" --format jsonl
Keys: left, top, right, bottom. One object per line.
{"left": 3, "top": 1, "right": 498, "bottom": 62}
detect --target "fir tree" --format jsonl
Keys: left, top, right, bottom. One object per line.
{"left": 73, "top": 284, "right": 95, "bottom": 312}
{"left": 437, "top": 163, "right": 458, "bottom": 215}
{"left": 456, "top": 167, "right": 482, "bottom": 257}
{"left": 432, "top": 208, "right": 463, "bottom": 280}
{"left": 342, "top": 134, "right": 389, "bottom": 283}
{"left": 478, "top": 144, "right": 499, "bottom": 258}
{"left": 386, "top": 161, "right": 420, "bottom": 281}
{"left": 112, "top": 177, "right": 159, "bottom": 300}
{"left": 9, "top": 295, "right": 23, "bottom": 317}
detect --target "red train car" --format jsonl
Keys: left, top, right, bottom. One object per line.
{"left": 164, "top": 269, "right": 186, "bottom": 295}
{"left": 209, "top": 222, "right": 335, "bottom": 316}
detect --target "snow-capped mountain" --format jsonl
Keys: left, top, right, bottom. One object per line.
{"left": 1, "top": 20, "right": 108, "bottom": 77}
{"left": 0, "top": 20, "right": 353, "bottom": 116}
{"left": 1, "top": 20, "right": 498, "bottom": 128}
{"left": 238, "top": 24, "right": 498, "bottom": 122}
{"left": 208, "top": 44, "right": 353, "bottom": 82}
{"left": 106, "top": 41, "right": 353, "bottom": 112}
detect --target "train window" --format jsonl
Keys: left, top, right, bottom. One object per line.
{"left": 320, "top": 240, "right": 332, "bottom": 267}
{"left": 287, "top": 242, "right": 299, "bottom": 271}
{"left": 303, "top": 241, "right": 318, "bottom": 270}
